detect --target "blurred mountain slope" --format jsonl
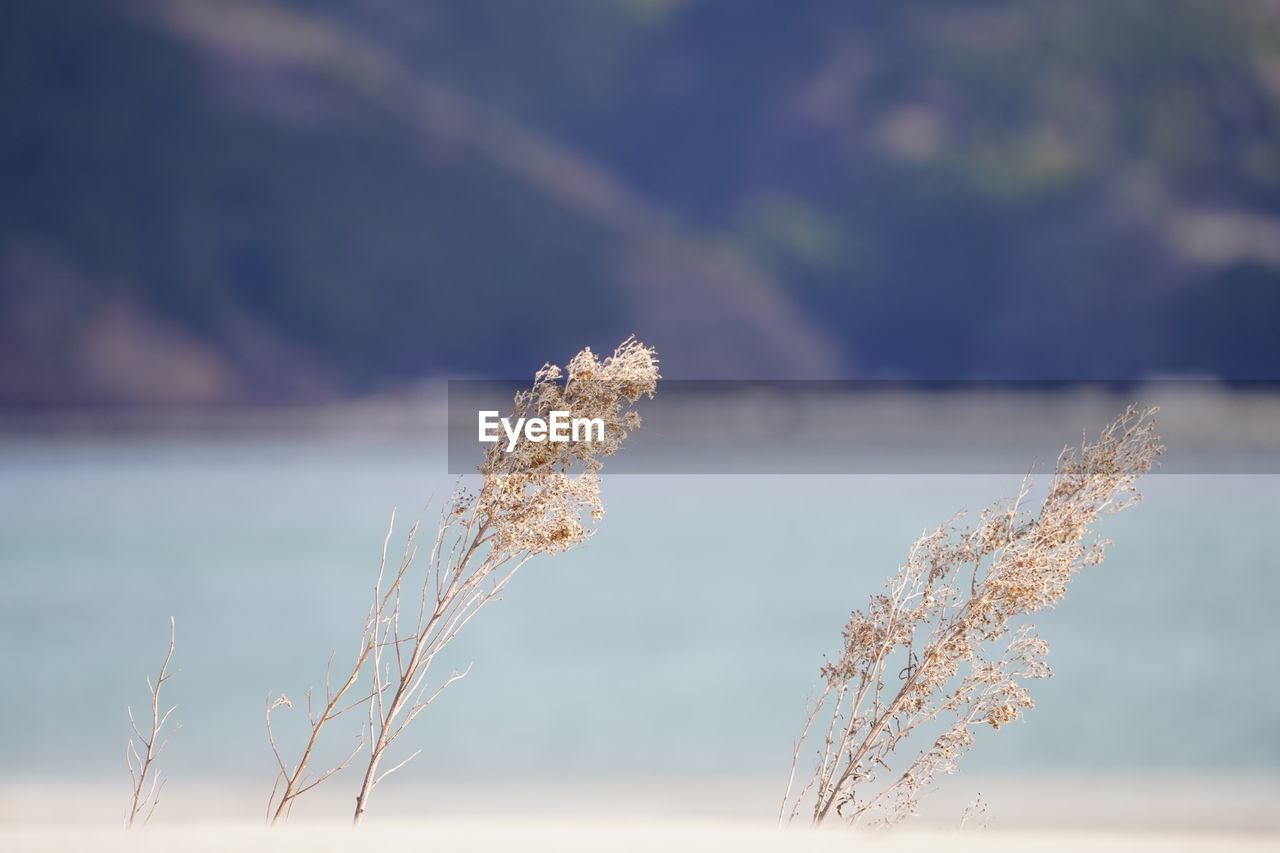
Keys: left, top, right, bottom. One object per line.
{"left": 2, "top": 0, "right": 1279, "bottom": 406}
{"left": 588, "top": 0, "right": 1280, "bottom": 379}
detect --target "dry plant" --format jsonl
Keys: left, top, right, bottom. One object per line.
{"left": 126, "top": 617, "right": 178, "bottom": 828}
{"left": 266, "top": 336, "right": 659, "bottom": 824}
{"left": 959, "top": 793, "right": 988, "bottom": 830}
{"left": 781, "top": 406, "right": 1163, "bottom": 827}
{"left": 265, "top": 613, "right": 376, "bottom": 822}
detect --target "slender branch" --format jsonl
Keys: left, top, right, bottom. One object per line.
{"left": 126, "top": 617, "right": 178, "bottom": 829}
{"left": 263, "top": 510, "right": 399, "bottom": 823}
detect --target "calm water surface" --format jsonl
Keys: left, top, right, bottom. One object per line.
{"left": 1, "top": 433, "right": 1277, "bottom": 789}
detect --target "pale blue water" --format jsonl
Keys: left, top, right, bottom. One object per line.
{"left": 1, "top": 433, "right": 1277, "bottom": 790}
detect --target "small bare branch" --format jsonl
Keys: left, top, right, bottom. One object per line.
{"left": 126, "top": 617, "right": 178, "bottom": 829}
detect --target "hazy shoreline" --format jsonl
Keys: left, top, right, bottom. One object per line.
{"left": 4, "top": 385, "right": 1280, "bottom": 476}
{"left": 4, "top": 775, "right": 1278, "bottom": 831}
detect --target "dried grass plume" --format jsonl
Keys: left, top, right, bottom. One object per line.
{"left": 782, "top": 406, "right": 1164, "bottom": 827}
{"left": 266, "top": 336, "right": 658, "bottom": 824}
{"left": 477, "top": 334, "right": 659, "bottom": 555}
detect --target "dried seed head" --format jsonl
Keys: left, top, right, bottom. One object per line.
{"left": 791, "top": 405, "right": 1163, "bottom": 827}
{"left": 476, "top": 336, "right": 659, "bottom": 557}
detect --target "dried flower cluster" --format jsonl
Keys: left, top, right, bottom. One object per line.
{"left": 266, "top": 337, "right": 658, "bottom": 824}
{"left": 782, "top": 406, "right": 1163, "bottom": 827}
{"left": 478, "top": 335, "right": 659, "bottom": 555}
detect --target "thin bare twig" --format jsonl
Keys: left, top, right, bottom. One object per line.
{"left": 263, "top": 511, "right": 395, "bottom": 824}
{"left": 126, "top": 617, "right": 178, "bottom": 829}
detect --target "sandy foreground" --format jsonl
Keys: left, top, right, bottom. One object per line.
{"left": 2, "top": 820, "right": 1277, "bottom": 853}
{"left": 3, "top": 778, "right": 1278, "bottom": 852}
